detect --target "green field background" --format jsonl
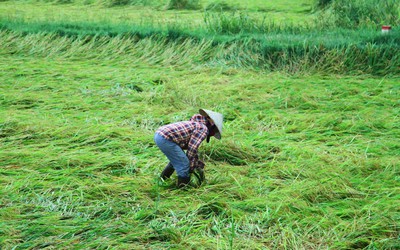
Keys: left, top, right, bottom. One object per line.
{"left": 0, "top": 0, "right": 399, "bottom": 249}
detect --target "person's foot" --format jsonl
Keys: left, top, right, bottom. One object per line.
{"left": 177, "top": 176, "right": 190, "bottom": 188}
{"left": 160, "top": 163, "right": 174, "bottom": 181}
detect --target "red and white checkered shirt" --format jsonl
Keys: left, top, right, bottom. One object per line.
{"left": 156, "top": 114, "right": 210, "bottom": 170}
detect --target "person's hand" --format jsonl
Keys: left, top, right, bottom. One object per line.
{"left": 197, "top": 160, "right": 205, "bottom": 169}
{"left": 190, "top": 160, "right": 205, "bottom": 173}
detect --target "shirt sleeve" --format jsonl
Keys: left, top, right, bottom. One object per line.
{"left": 186, "top": 123, "right": 208, "bottom": 170}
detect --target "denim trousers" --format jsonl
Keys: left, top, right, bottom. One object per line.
{"left": 154, "top": 133, "right": 190, "bottom": 178}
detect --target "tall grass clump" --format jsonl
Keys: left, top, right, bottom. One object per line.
{"left": 204, "top": 12, "right": 258, "bottom": 34}
{"left": 104, "top": 0, "right": 130, "bottom": 7}
{"left": 316, "top": 0, "right": 400, "bottom": 28}
{"left": 55, "top": 0, "right": 74, "bottom": 4}
{"left": 203, "top": 12, "right": 303, "bottom": 35}
{"left": 204, "top": 1, "right": 235, "bottom": 12}
{"left": 32, "top": 0, "right": 160, "bottom": 7}
{"left": 34, "top": 0, "right": 73, "bottom": 3}
{"left": 165, "top": 0, "right": 201, "bottom": 10}
{"left": 102, "top": 0, "right": 159, "bottom": 7}
{"left": 314, "top": 0, "right": 332, "bottom": 9}
{"left": 101, "top": 0, "right": 160, "bottom": 7}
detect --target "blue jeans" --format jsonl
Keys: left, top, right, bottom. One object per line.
{"left": 154, "top": 133, "right": 190, "bottom": 178}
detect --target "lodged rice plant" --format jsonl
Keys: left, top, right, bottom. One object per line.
{"left": 0, "top": 1, "right": 399, "bottom": 249}
{"left": 315, "top": 0, "right": 400, "bottom": 28}
{"left": 1, "top": 51, "right": 399, "bottom": 248}
{"left": 0, "top": 20, "right": 399, "bottom": 75}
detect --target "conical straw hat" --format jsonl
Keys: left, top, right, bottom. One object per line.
{"left": 199, "top": 109, "right": 223, "bottom": 140}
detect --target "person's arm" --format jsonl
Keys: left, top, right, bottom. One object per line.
{"left": 186, "top": 124, "right": 207, "bottom": 170}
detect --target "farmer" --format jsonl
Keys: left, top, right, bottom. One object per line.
{"left": 154, "top": 109, "right": 223, "bottom": 188}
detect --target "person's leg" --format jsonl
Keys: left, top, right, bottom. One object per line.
{"left": 160, "top": 162, "right": 175, "bottom": 180}
{"left": 154, "top": 133, "right": 190, "bottom": 178}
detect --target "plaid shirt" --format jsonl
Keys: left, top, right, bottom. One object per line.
{"left": 156, "top": 114, "right": 209, "bottom": 170}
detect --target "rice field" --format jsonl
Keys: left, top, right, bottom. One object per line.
{"left": 0, "top": 0, "right": 312, "bottom": 26}
{"left": 0, "top": 0, "right": 399, "bottom": 249}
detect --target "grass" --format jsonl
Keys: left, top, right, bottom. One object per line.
{"left": 315, "top": 0, "right": 400, "bottom": 28}
{"left": 0, "top": 0, "right": 399, "bottom": 249}
{"left": 1, "top": 1, "right": 399, "bottom": 76}
{"left": 0, "top": 1, "right": 313, "bottom": 25}
{"left": 1, "top": 50, "right": 399, "bottom": 248}
{"left": 1, "top": 27, "right": 398, "bottom": 75}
